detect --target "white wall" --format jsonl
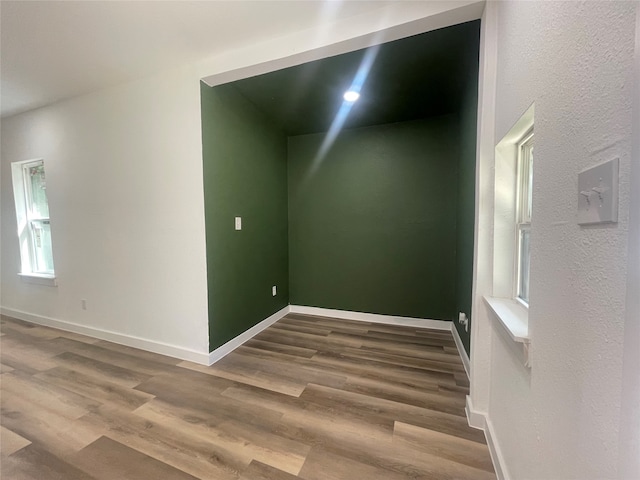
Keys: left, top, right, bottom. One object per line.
{"left": 469, "top": 0, "right": 498, "bottom": 421}
{"left": 0, "top": 1, "right": 483, "bottom": 361}
{"left": 1, "top": 63, "right": 210, "bottom": 359}
{"left": 618, "top": 4, "right": 640, "bottom": 478}
{"left": 196, "top": 1, "right": 483, "bottom": 85}
{"left": 471, "top": 1, "right": 637, "bottom": 478}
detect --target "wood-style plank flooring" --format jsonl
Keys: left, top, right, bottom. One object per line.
{"left": 0, "top": 313, "right": 495, "bottom": 479}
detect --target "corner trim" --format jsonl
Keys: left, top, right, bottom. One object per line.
{"left": 207, "top": 305, "right": 290, "bottom": 366}
{"left": 289, "top": 305, "right": 451, "bottom": 330}
{"left": 0, "top": 306, "right": 210, "bottom": 365}
{"left": 465, "top": 395, "right": 486, "bottom": 430}
{"left": 465, "top": 396, "right": 508, "bottom": 480}
{"left": 451, "top": 323, "right": 470, "bottom": 379}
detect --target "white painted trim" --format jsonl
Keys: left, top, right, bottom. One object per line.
{"left": 484, "top": 296, "right": 532, "bottom": 368}
{"left": 18, "top": 273, "right": 57, "bottom": 287}
{"left": 485, "top": 418, "right": 509, "bottom": 480}
{"left": 207, "top": 305, "right": 290, "bottom": 365}
{"left": 465, "top": 396, "right": 508, "bottom": 480}
{"left": 0, "top": 306, "right": 210, "bottom": 365}
{"left": 451, "top": 323, "right": 470, "bottom": 379}
{"left": 483, "top": 296, "right": 529, "bottom": 343}
{"left": 289, "top": 305, "right": 451, "bottom": 330}
{"left": 465, "top": 395, "right": 486, "bottom": 430}
{"left": 468, "top": 0, "right": 498, "bottom": 420}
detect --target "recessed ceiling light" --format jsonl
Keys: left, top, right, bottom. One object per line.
{"left": 343, "top": 90, "right": 360, "bottom": 102}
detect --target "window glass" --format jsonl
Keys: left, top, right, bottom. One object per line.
{"left": 517, "top": 133, "right": 533, "bottom": 304}
{"left": 519, "top": 228, "right": 530, "bottom": 303}
{"left": 12, "top": 159, "right": 55, "bottom": 277}
{"left": 27, "top": 163, "right": 50, "bottom": 218}
{"left": 31, "top": 220, "right": 54, "bottom": 274}
{"left": 527, "top": 146, "right": 533, "bottom": 220}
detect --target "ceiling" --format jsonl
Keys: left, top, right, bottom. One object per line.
{"left": 228, "top": 20, "right": 481, "bottom": 136}
{"left": 1, "top": 1, "right": 402, "bottom": 118}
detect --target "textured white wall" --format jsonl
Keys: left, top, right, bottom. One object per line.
{"left": 472, "top": 1, "right": 637, "bottom": 478}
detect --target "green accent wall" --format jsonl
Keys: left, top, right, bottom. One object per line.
{"left": 200, "top": 23, "right": 479, "bottom": 352}
{"left": 288, "top": 117, "right": 459, "bottom": 320}
{"left": 201, "top": 82, "right": 289, "bottom": 351}
{"left": 453, "top": 23, "right": 481, "bottom": 356}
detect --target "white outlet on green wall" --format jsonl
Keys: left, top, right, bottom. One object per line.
{"left": 272, "top": 286, "right": 277, "bottom": 296}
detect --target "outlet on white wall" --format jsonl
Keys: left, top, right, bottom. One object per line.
{"left": 81, "top": 299, "right": 87, "bottom": 310}
{"left": 272, "top": 285, "right": 277, "bottom": 296}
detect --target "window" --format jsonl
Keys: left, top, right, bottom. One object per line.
{"left": 516, "top": 131, "right": 533, "bottom": 305}
{"left": 11, "top": 159, "right": 56, "bottom": 282}
{"left": 487, "top": 104, "right": 534, "bottom": 367}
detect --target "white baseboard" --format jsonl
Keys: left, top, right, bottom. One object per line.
{"left": 451, "top": 323, "right": 470, "bottom": 378}
{"left": 465, "top": 395, "right": 486, "bottom": 430}
{"left": 465, "top": 396, "right": 508, "bottom": 480}
{"left": 289, "top": 305, "right": 451, "bottom": 330}
{"left": 207, "top": 305, "right": 290, "bottom": 365}
{"left": 485, "top": 417, "right": 508, "bottom": 480}
{"left": 0, "top": 306, "right": 210, "bottom": 365}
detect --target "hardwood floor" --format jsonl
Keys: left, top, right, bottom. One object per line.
{"left": 0, "top": 313, "right": 495, "bottom": 479}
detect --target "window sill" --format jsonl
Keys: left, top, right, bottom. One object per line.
{"left": 484, "top": 296, "right": 531, "bottom": 367}
{"left": 18, "top": 273, "right": 57, "bottom": 287}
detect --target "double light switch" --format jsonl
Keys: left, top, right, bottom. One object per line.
{"left": 577, "top": 158, "right": 619, "bottom": 225}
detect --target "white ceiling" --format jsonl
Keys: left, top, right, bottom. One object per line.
{"left": 0, "top": 1, "right": 398, "bottom": 118}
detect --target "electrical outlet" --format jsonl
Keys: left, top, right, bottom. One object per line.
{"left": 81, "top": 299, "right": 87, "bottom": 310}
{"left": 458, "top": 312, "right": 469, "bottom": 332}
{"left": 272, "top": 285, "right": 277, "bottom": 296}
{"left": 235, "top": 217, "right": 242, "bottom": 230}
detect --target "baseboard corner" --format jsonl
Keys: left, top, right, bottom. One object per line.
{"left": 465, "top": 395, "right": 485, "bottom": 430}
{"left": 207, "top": 305, "right": 290, "bottom": 365}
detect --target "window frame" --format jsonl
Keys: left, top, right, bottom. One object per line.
{"left": 515, "top": 129, "right": 534, "bottom": 306}
{"left": 489, "top": 103, "right": 534, "bottom": 367}
{"left": 11, "top": 158, "right": 56, "bottom": 283}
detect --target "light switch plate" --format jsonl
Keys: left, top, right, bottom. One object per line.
{"left": 235, "top": 216, "right": 242, "bottom": 230}
{"left": 577, "top": 158, "right": 619, "bottom": 225}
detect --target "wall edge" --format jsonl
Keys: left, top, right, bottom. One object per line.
{"left": 208, "top": 305, "right": 290, "bottom": 365}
